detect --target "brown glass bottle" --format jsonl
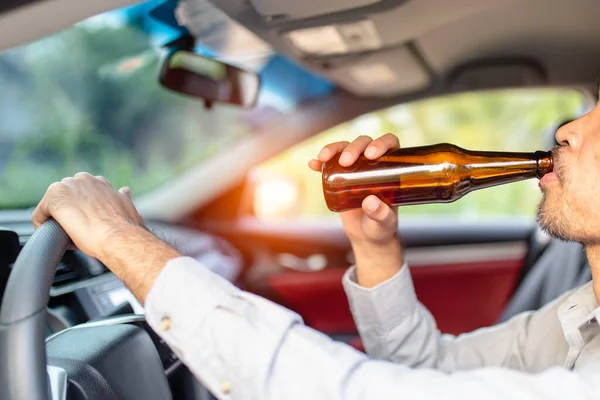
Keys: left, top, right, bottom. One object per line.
{"left": 322, "top": 143, "right": 553, "bottom": 212}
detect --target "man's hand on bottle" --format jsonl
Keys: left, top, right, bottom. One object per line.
{"left": 309, "top": 134, "right": 405, "bottom": 287}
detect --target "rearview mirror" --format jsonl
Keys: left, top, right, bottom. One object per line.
{"left": 159, "top": 49, "right": 261, "bottom": 108}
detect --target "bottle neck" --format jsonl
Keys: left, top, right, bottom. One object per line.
{"left": 463, "top": 149, "right": 553, "bottom": 175}
{"left": 457, "top": 149, "right": 553, "bottom": 191}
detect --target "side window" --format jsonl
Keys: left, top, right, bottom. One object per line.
{"left": 251, "top": 89, "right": 585, "bottom": 221}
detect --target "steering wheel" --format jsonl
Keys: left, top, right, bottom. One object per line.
{"left": 0, "top": 220, "right": 173, "bottom": 400}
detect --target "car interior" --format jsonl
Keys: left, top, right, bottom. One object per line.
{"left": 1, "top": 0, "right": 599, "bottom": 399}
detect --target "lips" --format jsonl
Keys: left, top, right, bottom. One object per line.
{"left": 547, "top": 147, "right": 564, "bottom": 185}
{"left": 540, "top": 172, "right": 559, "bottom": 186}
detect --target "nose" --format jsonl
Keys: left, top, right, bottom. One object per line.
{"left": 555, "top": 118, "right": 582, "bottom": 150}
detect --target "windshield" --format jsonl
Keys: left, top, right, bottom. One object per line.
{"left": 0, "top": 10, "right": 267, "bottom": 209}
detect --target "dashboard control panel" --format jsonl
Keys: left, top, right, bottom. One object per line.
{"left": 74, "top": 274, "right": 143, "bottom": 320}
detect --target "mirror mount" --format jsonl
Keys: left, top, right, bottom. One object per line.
{"left": 164, "top": 33, "right": 195, "bottom": 52}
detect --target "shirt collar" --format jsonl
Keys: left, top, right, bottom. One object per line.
{"left": 557, "top": 281, "right": 600, "bottom": 348}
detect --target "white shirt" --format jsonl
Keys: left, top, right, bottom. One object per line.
{"left": 342, "top": 264, "right": 600, "bottom": 372}
{"left": 144, "top": 257, "right": 600, "bottom": 399}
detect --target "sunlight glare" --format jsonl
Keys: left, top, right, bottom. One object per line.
{"left": 254, "top": 177, "right": 300, "bottom": 220}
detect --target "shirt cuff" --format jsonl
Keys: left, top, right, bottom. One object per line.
{"left": 342, "top": 263, "right": 418, "bottom": 332}
{"left": 143, "top": 256, "right": 303, "bottom": 398}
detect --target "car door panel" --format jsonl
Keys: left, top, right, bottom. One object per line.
{"left": 200, "top": 218, "right": 534, "bottom": 350}
{"left": 265, "top": 242, "right": 525, "bottom": 333}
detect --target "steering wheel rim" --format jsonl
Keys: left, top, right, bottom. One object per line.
{"left": 0, "top": 219, "right": 70, "bottom": 400}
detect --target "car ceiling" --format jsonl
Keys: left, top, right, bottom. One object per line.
{"left": 212, "top": 0, "right": 600, "bottom": 98}
{"left": 2, "top": 0, "right": 599, "bottom": 100}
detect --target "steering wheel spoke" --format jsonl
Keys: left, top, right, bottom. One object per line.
{"left": 47, "top": 366, "right": 67, "bottom": 400}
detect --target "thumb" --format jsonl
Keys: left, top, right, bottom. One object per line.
{"left": 362, "top": 196, "right": 394, "bottom": 223}
{"left": 119, "top": 186, "right": 133, "bottom": 201}
{"left": 361, "top": 196, "right": 397, "bottom": 241}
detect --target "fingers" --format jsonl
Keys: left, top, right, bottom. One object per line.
{"left": 95, "top": 175, "right": 114, "bottom": 188}
{"left": 338, "top": 136, "right": 373, "bottom": 166}
{"left": 31, "top": 200, "right": 49, "bottom": 231}
{"left": 119, "top": 186, "right": 144, "bottom": 225}
{"left": 32, "top": 182, "right": 69, "bottom": 229}
{"left": 308, "top": 159, "right": 322, "bottom": 172}
{"left": 310, "top": 140, "right": 352, "bottom": 172}
{"left": 32, "top": 174, "right": 122, "bottom": 230}
{"left": 74, "top": 172, "right": 94, "bottom": 180}
{"left": 60, "top": 177, "right": 76, "bottom": 188}
{"left": 119, "top": 186, "right": 133, "bottom": 201}
{"left": 312, "top": 134, "right": 401, "bottom": 172}
{"left": 316, "top": 141, "right": 350, "bottom": 162}
{"left": 364, "top": 133, "right": 400, "bottom": 159}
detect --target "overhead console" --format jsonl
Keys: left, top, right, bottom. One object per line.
{"left": 206, "top": 0, "right": 501, "bottom": 98}
{"left": 205, "top": 0, "right": 433, "bottom": 98}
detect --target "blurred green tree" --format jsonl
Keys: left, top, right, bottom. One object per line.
{"left": 0, "top": 20, "right": 246, "bottom": 208}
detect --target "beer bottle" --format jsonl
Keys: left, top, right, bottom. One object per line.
{"left": 322, "top": 143, "right": 553, "bottom": 212}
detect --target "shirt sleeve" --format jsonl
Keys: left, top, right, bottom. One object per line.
{"left": 144, "top": 256, "right": 595, "bottom": 400}
{"left": 342, "top": 264, "right": 570, "bottom": 372}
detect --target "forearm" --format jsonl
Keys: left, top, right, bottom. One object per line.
{"left": 344, "top": 263, "right": 443, "bottom": 367}
{"left": 351, "top": 236, "right": 404, "bottom": 288}
{"left": 98, "top": 224, "right": 181, "bottom": 305}
{"left": 345, "top": 261, "right": 572, "bottom": 372}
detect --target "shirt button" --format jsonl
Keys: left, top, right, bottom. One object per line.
{"left": 160, "top": 316, "right": 171, "bottom": 331}
{"left": 221, "top": 380, "right": 232, "bottom": 395}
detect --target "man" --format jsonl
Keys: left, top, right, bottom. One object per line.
{"left": 308, "top": 131, "right": 600, "bottom": 372}
{"left": 32, "top": 106, "right": 600, "bottom": 398}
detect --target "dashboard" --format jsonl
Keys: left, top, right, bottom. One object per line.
{"left": 0, "top": 211, "right": 243, "bottom": 336}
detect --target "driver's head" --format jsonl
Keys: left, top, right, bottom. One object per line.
{"left": 537, "top": 103, "right": 600, "bottom": 244}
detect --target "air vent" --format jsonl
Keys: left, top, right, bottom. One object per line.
{"left": 53, "top": 262, "right": 80, "bottom": 284}
{"left": 53, "top": 251, "right": 83, "bottom": 285}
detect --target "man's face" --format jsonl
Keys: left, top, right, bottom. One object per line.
{"left": 537, "top": 102, "right": 600, "bottom": 244}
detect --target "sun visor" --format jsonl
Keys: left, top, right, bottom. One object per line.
{"left": 331, "top": 47, "right": 430, "bottom": 97}
{"left": 175, "top": 0, "right": 274, "bottom": 71}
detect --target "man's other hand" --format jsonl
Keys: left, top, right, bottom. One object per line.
{"left": 32, "top": 172, "right": 144, "bottom": 263}
{"left": 32, "top": 173, "right": 181, "bottom": 303}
